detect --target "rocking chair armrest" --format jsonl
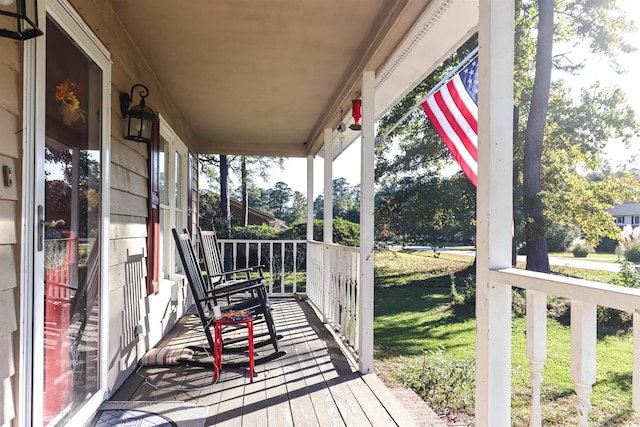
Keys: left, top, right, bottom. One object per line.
{"left": 220, "top": 265, "right": 265, "bottom": 278}
{"left": 210, "top": 278, "right": 264, "bottom": 295}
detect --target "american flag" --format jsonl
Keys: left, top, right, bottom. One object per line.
{"left": 422, "top": 56, "right": 479, "bottom": 187}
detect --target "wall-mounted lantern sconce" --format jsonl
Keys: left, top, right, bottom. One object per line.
{"left": 0, "top": 0, "right": 43, "bottom": 40}
{"left": 120, "top": 84, "right": 155, "bottom": 143}
{"left": 349, "top": 98, "right": 362, "bottom": 131}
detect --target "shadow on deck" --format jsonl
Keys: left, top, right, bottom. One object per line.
{"left": 107, "top": 299, "right": 428, "bottom": 426}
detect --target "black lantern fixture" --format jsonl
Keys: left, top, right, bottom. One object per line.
{"left": 0, "top": 0, "right": 43, "bottom": 40}
{"left": 120, "top": 84, "right": 155, "bottom": 143}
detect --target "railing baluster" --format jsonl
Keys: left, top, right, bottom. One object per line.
{"left": 281, "top": 241, "right": 286, "bottom": 294}
{"left": 245, "top": 241, "right": 249, "bottom": 269}
{"left": 570, "top": 300, "right": 597, "bottom": 427}
{"left": 232, "top": 242, "right": 238, "bottom": 277}
{"left": 633, "top": 310, "right": 640, "bottom": 424}
{"left": 293, "top": 242, "right": 298, "bottom": 294}
{"left": 268, "top": 242, "right": 274, "bottom": 293}
{"left": 527, "top": 290, "right": 547, "bottom": 427}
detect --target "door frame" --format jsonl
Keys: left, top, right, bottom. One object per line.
{"left": 20, "top": 0, "right": 111, "bottom": 425}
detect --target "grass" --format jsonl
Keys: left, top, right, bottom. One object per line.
{"left": 373, "top": 248, "right": 635, "bottom": 426}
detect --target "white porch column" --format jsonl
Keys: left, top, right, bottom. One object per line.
{"left": 307, "top": 155, "right": 314, "bottom": 241}
{"left": 359, "top": 70, "right": 375, "bottom": 374}
{"left": 323, "top": 128, "right": 333, "bottom": 321}
{"left": 475, "top": 0, "right": 515, "bottom": 425}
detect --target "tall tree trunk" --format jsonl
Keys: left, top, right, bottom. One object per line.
{"left": 241, "top": 156, "right": 248, "bottom": 227}
{"left": 220, "top": 154, "right": 231, "bottom": 235}
{"left": 523, "top": 0, "right": 553, "bottom": 273}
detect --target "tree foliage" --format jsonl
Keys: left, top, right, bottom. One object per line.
{"left": 375, "top": 172, "right": 475, "bottom": 244}
{"left": 314, "top": 178, "right": 360, "bottom": 222}
{"left": 373, "top": 0, "right": 640, "bottom": 261}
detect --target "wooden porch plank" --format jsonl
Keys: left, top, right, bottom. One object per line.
{"left": 286, "top": 305, "right": 345, "bottom": 427}
{"left": 344, "top": 378, "right": 398, "bottom": 426}
{"left": 279, "top": 301, "right": 323, "bottom": 427}
{"left": 361, "top": 373, "right": 418, "bottom": 427}
{"left": 107, "top": 299, "right": 426, "bottom": 427}
{"left": 294, "top": 316, "right": 371, "bottom": 427}
{"left": 209, "top": 369, "right": 246, "bottom": 426}
{"left": 259, "top": 301, "right": 295, "bottom": 427}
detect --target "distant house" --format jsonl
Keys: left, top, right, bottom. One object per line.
{"left": 608, "top": 202, "right": 640, "bottom": 229}
{"left": 229, "top": 199, "right": 285, "bottom": 230}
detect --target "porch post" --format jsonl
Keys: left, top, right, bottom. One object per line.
{"left": 307, "top": 155, "right": 314, "bottom": 241}
{"left": 323, "top": 128, "right": 333, "bottom": 322}
{"left": 359, "top": 70, "right": 375, "bottom": 374}
{"left": 475, "top": 0, "right": 515, "bottom": 425}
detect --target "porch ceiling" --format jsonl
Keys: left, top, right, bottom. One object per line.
{"left": 107, "top": 0, "right": 476, "bottom": 158}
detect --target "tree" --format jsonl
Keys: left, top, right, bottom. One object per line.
{"left": 268, "top": 181, "right": 293, "bottom": 219}
{"left": 516, "top": 0, "right": 638, "bottom": 271}
{"left": 375, "top": 172, "right": 476, "bottom": 244}
{"left": 312, "top": 179, "right": 361, "bottom": 222}
{"left": 375, "top": 1, "right": 639, "bottom": 270}
{"left": 219, "top": 154, "right": 231, "bottom": 234}
{"left": 199, "top": 154, "right": 284, "bottom": 229}
{"left": 522, "top": 0, "right": 554, "bottom": 272}
{"left": 282, "top": 191, "right": 307, "bottom": 225}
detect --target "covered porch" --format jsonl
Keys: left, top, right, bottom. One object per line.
{"left": 103, "top": 299, "right": 434, "bottom": 426}
{"left": 9, "top": 0, "right": 636, "bottom": 424}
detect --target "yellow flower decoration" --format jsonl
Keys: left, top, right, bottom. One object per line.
{"left": 56, "top": 79, "right": 86, "bottom": 126}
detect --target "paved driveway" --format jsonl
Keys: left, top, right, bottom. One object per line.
{"left": 393, "top": 245, "right": 622, "bottom": 272}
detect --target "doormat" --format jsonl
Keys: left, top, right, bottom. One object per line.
{"left": 93, "top": 401, "right": 207, "bottom": 427}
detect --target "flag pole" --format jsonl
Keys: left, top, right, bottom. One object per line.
{"left": 379, "top": 46, "right": 479, "bottom": 142}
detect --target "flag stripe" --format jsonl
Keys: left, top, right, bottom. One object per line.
{"left": 422, "top": 56, "right": 479, "bottom": 187}
{"left": 422, "top": 99, "right": 478, "bottom": 187}
{"left": 434, "top": 81, "right": 477, "bottom": 160}
{"left": 448, "top": 78, "right": 478, "bottom": 135}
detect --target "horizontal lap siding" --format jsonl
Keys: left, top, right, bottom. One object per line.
{"left": 68, "top": 0, "right": 199, "bottom": 394}
{"left": 0, "top": 36, "right": 21, "bottom": 427}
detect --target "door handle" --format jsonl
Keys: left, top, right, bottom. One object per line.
{"left": 37, "top": 205, "right": 65, "bottom": 251}
{"left": 40, "top": 219, "right": 66, "bottom": 228}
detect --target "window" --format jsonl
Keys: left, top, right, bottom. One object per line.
{"left": 633, "top": 216, "right": 640, "bottom": 225}
{"left": 158, "top": 119, "right": 189, "bottom": 279}
{"left": 617, "top": 216, "right": 625, "bottom": 225}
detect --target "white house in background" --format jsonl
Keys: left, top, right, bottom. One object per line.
{"left": 608, "top": 202, "right": 640, "bottom": 228}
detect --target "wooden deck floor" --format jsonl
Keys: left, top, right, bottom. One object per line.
{"left": 109, "top": 299, "right": 421, "bottom": 426}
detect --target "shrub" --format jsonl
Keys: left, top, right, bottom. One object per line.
{"left": 277, "top": 218, "right": 360, "bottom": 246}
{"left": 599, "top": 261, "right": 640, "bottom": 325}
{"left": 546, "top": 224, "right": 581, "bottom": 253}
{"left": 624, "top": 242, "right": 640, "bottom": 263}
{"left": 450, "top": 274, "right": 476, "bottom": 310}
{"left": 396, "top": 347, "right": 475, "bottom": 415}
{"left": 571, "top": 240, "right": 591, "bottom": 258}
{"left": 621, "top": 225, "right": 640, "bottom": 263}
{"left": 230, "top": 224, "right": 278, "bottom": 240}
{"left": 596, "top": 236, "right": 619, "bottom": 254}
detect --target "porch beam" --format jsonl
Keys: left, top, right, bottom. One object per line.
{"left": 475, "top": 0, "right": 515, "bottom": 425}
{"left": 323, "top": 128, "right": 333, "bottom": 321}
{"left": 359, "top": 70, "right": 375, "bottom": 374}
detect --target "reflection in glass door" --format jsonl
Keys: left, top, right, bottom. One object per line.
{"left": 42, "top": 16, "right": 102, "bottom": 426}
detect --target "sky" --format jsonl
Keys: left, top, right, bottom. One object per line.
{"left": 258, "top": 0, "right": 640, "bottom": 197}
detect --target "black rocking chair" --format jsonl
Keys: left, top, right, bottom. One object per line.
{"left": 172, "top": 228, "right": 280, "bottom": 355}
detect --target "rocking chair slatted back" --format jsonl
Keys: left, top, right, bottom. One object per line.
{"left": 173, "top": 228, "right": 280, "bottom": 353}
{"left": 198, "top": 227, "right": 264, "bottom": 290}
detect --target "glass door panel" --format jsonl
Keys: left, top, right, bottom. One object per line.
{"left": 42, "top": 16, "right": 102, "bottom": 426}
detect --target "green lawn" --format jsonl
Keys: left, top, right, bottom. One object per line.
{"left": 373, "top": 248, "right": 635, "bottom": 426}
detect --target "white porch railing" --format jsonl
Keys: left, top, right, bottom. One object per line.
{"left": 216, "top": 239, "right": 362, "bottom": 364}
{"left": 307, "top": 241, "right": 361, "bottom": 364}
{"left": 217, "top": 239, "right": 306, "bottom": 296}
{"left": 490, "top": 267, "right": 640, "bottom": 426}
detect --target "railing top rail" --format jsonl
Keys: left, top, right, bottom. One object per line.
{"left": 217, "top": 239, "right": 307, "bottom": 244}
{"left": 491, "top": 267, "right": 640, "bottom": 313}
{"left": 313, "top": 241, "right": 361, "bottom": 253}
